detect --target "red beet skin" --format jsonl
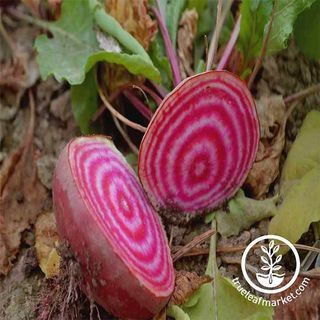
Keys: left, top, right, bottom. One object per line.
{"left": 53, "top": 136, "right": 174, "bottom": 320}
{"left": 139, "top": 70, "right": 259, "bottom": 215}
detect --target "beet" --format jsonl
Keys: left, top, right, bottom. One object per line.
{"left": 138, "top": 71, "right": 259, "bottom": 216}
{"left": 52, "top": 136, "right": 174, "bottom": 319}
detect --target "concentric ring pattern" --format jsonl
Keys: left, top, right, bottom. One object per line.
{"left": 69, "top": 137, "right": 174, "bottom": 295}
{"left": 138, "top": 71, "right": 259, "bottom": 215}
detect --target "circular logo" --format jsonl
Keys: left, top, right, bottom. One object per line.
{"left": 241, "top": 235, "right": 300, "bottom": 294}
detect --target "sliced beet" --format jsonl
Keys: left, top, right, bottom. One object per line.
{"left": 138, "top": 71, "right": 259, "bottom": 216}
{"left": 52, "top": 136, "right": 174, "bottom": 319}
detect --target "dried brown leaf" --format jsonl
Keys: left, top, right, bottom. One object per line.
{"left": 0, "top": 94, "right": 47, "bottom": 275}
{"left": 245, "top": 96, "right": 287, "bottom": 198}
{"left": 35, "top": 212, "right": 61, "bottom": 278}
{"left": 0, "top": 24, "right": 39, "bottom": 90}
{"left": 177, "top": 9, "right": 198, "bottom": 79}
{"left": 169, "top": 270, "right": 212, "bottom": 306}
{"left": 272, "top": 273, "right": 320, "bottom": 320}
{"left": 105, "top": 0, "right": 157, "bottom": 50}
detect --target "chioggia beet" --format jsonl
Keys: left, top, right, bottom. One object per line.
{"left": 52, "top": 136, "right": 174, "bottom": 319}
{"left": 138, "top": 71, "right": 260, "bottom": 217}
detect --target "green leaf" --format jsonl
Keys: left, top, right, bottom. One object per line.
{"left": 187, "top": 0, "right": 207, "bottom": 13}
{"left": 167, "top": 305, "right": 191, "bottom": 320}
{"left": 34, "top": 0, "right": 160, "bottom": 85}
{"left": 190, "top": 0, "right": 216, "bottom": 73}
{"left": 281, "top": 110, "right": 320, "bottom": 183}
{"left": 89, "top": 0, "right": 151, "bottom": 62}
{"left": 166, "top": 0, "right": 187, "bottom": 49}
{"left": 269, "top": 166, "right": 320, "bottom": 249}
{"left": 266, "top": 0, "right": 317, "bottom": 55}
{"left": 215, "top": 277, "right": 273, "bottom": 320}
{"left": 269, "top": 111, "right": 320, "bottom": 249}
{"left": 125, "top": 152, "right": 138, "bottom": 172}
{"left": 149, "top": 32, "right": 173, "bottom": 90}
{"left": 238, "top": 0, "right": 273, "bottom": 62}
{"left": 170, "top": 222, "right": 273, "bottom": 320}
{"left": 71, "top": 69, "right": 98, "bottom": 134}
{"left": 220, "top": 11, "right": 235, "bottom": 45}
{"left": 206, "top": 190, "right": 277, "bottom": 237}
{"left": 294, "top": 0, "right": 320, "bottom": 59}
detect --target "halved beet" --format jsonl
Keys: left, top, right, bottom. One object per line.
{"left": 52, "top": 136, "right": 174, "bottom": 319}
{"left": 138, "top": 71, "right": 259, "bottom": 216}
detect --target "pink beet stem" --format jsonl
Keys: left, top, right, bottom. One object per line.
{"left": 217, "top": 15, "right": 241, "bottom": 71}
{"left": 123, "top": 90, "right": 153, "bottom": 120}
{"left": 150, "top": 80, "right": 168, "bottom": 99}
{"left": 151, "top": 3, "right": 181, "bottom": 87}
{"left": 132, "top": 84, "right": 163, "bottom": 106}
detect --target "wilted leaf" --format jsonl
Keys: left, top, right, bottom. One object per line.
{"left": 169, "top": 225, "right": 273, "bottom": 320}
{"left": 272, "top": 273, "right": 320, "bottom": 319}
{"left": 177, "top": 9, "right": 198, "bottom": 79}
{"left": 266, "top": 0, "right": 317, "bottom": 55}
{"left": 105, "top": 0, "right": 157, "bottom": 50}
{"left": 206, "top": 190, "right": 277, "bottom": 237}
{"left": 281, "top": 110, "right": 320, "bottom": 185}
{"left": 269, "top": 110, "right": 320, "bottom": 250}
{"left": 0, "top": 98, "right": 47, "bottom": 275}
{"left": 269, "top": 165, "right": 320, "bottom": 250}
{"left": 35, "top": 212, "right": 61, "bottom": 278}
{"left": 245, "top": 96, "right": 287, "bottom": 198}
{"left": 71, "top": 69, "right": 98, "bottom": 134}
{"left": 34, "top": 0, "right": 160, "bottom": 85}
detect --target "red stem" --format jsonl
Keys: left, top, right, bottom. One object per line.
{"left": 151, "top": 5, "right": 181, "bottom": 87}
{"left": 134, "top": 84, "right": 162, "bottom": 106}
{"left": 150, "top": 81, "right": 168, "bottom": 99}
{"left": 217, "top": 15, "right": 241, "bottom": 71}
{"left": 123, "top": 90, "right": 153, "bottom": 120}
{"left": 247, "top": 1, "right": 276, "bottom": 89}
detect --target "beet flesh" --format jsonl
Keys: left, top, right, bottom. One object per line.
{"left": 138, "top": 70, "right": 260, "bottom": 216}
{"left": 53, "top": 136, "right": 174, "bottom": 319}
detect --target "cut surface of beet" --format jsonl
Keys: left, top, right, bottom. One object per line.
{"left": 138, "top": 71, "right": 259, "bottom": 215}
{"left": 53, "top": 136, "right": 174, "bottom": 319}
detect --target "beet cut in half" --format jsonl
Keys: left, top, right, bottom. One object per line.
{"left": 138, "top": 71, "right": 259, "bottom": 216}
{"left": 52, "top": 136, "right": 174, "bottom": 320}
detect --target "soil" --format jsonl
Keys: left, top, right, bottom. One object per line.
{"left": 0, "top": 5, "right": 320, "bottom": 320}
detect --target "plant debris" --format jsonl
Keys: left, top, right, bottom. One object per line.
{"left": 245, "top": 95, "right": 287, "bottom": 198}
{"left": 0, "top": 93, "right": 47, "bottom": 275}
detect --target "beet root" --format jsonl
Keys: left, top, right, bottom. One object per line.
{"left": 53, "top": 136, "right": 174, "bottom": 319}
{"left": 138, "top": 70, "right": 260, "bottom": 217}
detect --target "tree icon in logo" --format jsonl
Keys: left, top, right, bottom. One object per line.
{"left": 256, "top": 240, "right": 285, "bottom": 288}
{"left": 241, "top": 235, "right": 300, "bottom": 294}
